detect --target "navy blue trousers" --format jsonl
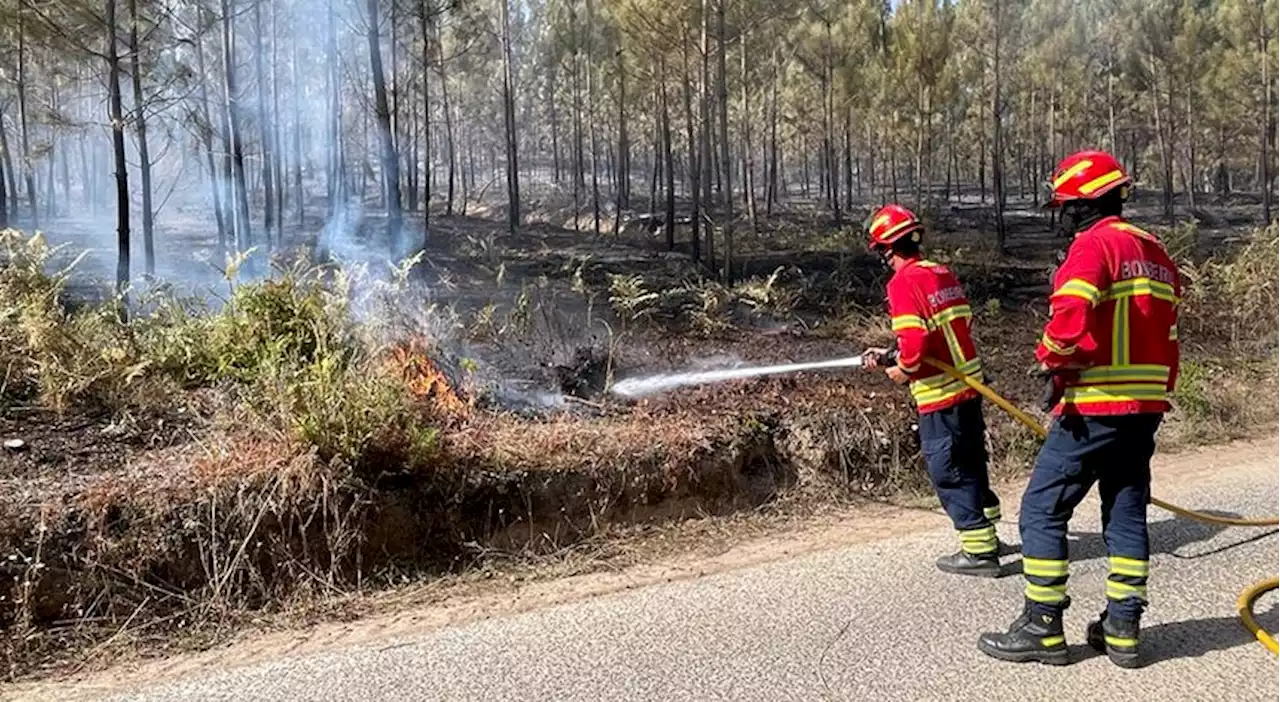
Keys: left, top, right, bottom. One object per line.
{"left": 919, "top": 397, "right": 1001, "bottom": 553}
{"left": 1019, "top": 414, "right": 1161, "bottom": 621}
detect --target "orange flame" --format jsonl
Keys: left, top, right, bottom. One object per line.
{"left": 384, "top": 337, "right": 469, "bottom": 417}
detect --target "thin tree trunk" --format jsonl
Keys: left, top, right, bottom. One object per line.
{"left": 17, "top": 17, "right": 38, "bottom": 228}
{"left": 740, "top": 29, "right": 757, "bottom": 233}
{"left": 430, "top": 19, "right": 456, "bottom": 215}
{"left": 767, "top": 46, "right": 778, "bottom": 215}
{"left": 0, "top": 117, "right": 18, "bottom": 219}
{"left": 324, "top": 0, "right": 341, "bottom": 221}
{"left": 585, "top": 0, "right": 600, "bottom": 235}
{"left": 366, "top": 0, "right": 404, "bottom": 252}
{"left": 716, "top": 0, "right": 732, "bottom": 279}
{"left": 661, "top": 59, "right": 676, "bottom": 252}
{"left": 271, "top": 0, "right": 285, "bottom": 236}
{"left": 223, "top": 0, "right": 253, "bottom": 252}
{"left": 681, "top": 33, "right": 700, "bottom": 262}
{"left": 291, "top": 12, "right": 304, "bottom": 227}
{"left": 616, "top": 47, "right": 629, "bottom": 210}
{"left": 107, "top": 0, "right": 130, "bottom": 298}
{"left": 194, "top": 19, "right": 227, "bottom": 253}
{"left": 1185, "top": 87, "right": 1197, "bottom": 210}
{"left": 1261, "top": 26, "right": 1273, "bottom": 223}
{"left": 550, "top": 64, "right": 561, "bottom": 184}
{"left": 991, "top": 0, "right": 1006, "bottom": 252}
{"left": 420, "top": 1, "right": 433, "bottom": 244}
{"left": 128, "top": 0, "right": 155, "bottom": 274}
{"left": 699, "top": 0, "right": 714, "bottom": 270}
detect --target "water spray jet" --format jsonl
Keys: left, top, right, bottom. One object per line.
{"left": 609, "top": 354, "right": 867, "bottom": 398}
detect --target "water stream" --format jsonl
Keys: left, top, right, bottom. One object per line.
{"left": 609, "top": 355, "right": 866, "bottom": 398}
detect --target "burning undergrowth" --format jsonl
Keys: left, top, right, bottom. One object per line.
{"left": 1, "top": 223, "right": 1274, "bottom": 678}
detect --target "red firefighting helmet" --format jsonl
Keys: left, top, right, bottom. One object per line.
{"left": 1045, "top": 149, "right": 1131, "bottom": 209}
{"left": 865, "top": 204, "right": 923, "bottom": 250}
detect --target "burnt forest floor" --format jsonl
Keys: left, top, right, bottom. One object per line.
{"left": 1, "top": 188, "right": 1275, "bottom": 680}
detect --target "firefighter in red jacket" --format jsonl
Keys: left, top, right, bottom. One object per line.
{"left": 862, "top": 204, "right": 1004, "bottom": 578}
{"left": 978, "top": 150, "right": 1181, "bottom": 668}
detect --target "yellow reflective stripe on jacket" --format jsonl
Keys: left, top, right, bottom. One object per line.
{"left": 1105, "top": 277, "right": 1179, "bottom": 303}
{"left": 1040, "top": 333, "right": 1077, "bottom": 356}
{"left": 1111, "top": 301, "right": 1131, "bottom": 366}
{"left": 1169, "top": 324, "right": 1178, "bottom": 341}
{"left": 930, "top": 304, "right": 973, "bottom": 327}
{"left": 1078, "top": 365, "right": 1169, "bottom": 385}
{"left": 1061, "top": 383, "right": 1169, "bottom": 404}
{"left": 909, "top": 359, "right": 982, "bottom": 393}
{"left": 891, "top": 314, "right": 928, "bottom": 332}
{"left": 910, "top": 375, "right": 982, "bottom": 405}
{"left": 1053, "top": 278, "right": 1101, "bottom": 306}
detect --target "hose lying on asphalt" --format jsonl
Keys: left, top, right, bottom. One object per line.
{"left": 923, "top": 355, "right": 1279, "bottom": 656}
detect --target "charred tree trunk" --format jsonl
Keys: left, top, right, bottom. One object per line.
{"left": 17, "top": 17, "right": 38, "bottom": 228}
{"left": 991, "top": 0, "right": 1006, "bottom": 253}
{"left": 661, "top": 59, "right": 676, "bottom": 253}
{"left": 271, "top": 1, "right": 285, "bottom": 237}
{"left": 681, "top": 32, "right": 700, "bottom": 262}
{"left": 128, "top": 0, "right": 155, "bottom": 274}
{"left": 766, "top": 46, "right": 779, "bottom": 215}
{"left": 616, "top": 47, "right": 630, "bottom": 210}
{"left": 585, "top": 0, "right": 600, "bottom": 235}
{"left": 715, "top": 0, "right": 732, "bottom": 279}
{"left": 420, "top": 1, "right": 433, "bottom": 243}
{"left": 107, "top": 0, "right": 130, "bottom": 297}
{"left": 699, "top": 0, "right": 715, "bottom": 270}
{"left": 431, "top": 19, "right": 456, "bottom": 215}
{"left": 366, "top": 0, "right": 404, "bottom": 252}
{"left": 500, "top": 0, "right": 521, "bottom": 235}
{"left": 194, "top": 21, "right": 227, "bottom": 253}
{"left": 223, "top": 0, "right": 253, "bottom": 252}
{"left": 291, "top": 12, "right": 304, "bottom": 226}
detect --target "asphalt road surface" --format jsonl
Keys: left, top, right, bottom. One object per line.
{"left": 32, "top": 440, "right": 1280, "bottom": 702}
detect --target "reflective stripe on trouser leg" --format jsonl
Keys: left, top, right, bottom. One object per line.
{"left": 1019, "top": 417, "right": 1105, "bottom": 615}
{"left": 983, "top": 505, "right": 1001, "bottom": 522}
{"left": 1023, "top": 557, "right": 1069, "bottom": 605}
{"left": 1106, "top": 556, "right": 1149, "bottom": 609}
{"left": 959, "top": 525, "right": 997, "bottom": 555}
{"left": 1098, "top": 414, "right": 1159, "bottom": 621}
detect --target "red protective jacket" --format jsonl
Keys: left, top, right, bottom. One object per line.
{"left": 1035, "top": 216, "right": 1181, "bottom": 416}
{"left": 886, "top": 257, "right": 983, "bottom": 414}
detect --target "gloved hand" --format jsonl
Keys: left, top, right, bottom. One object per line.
{"left": 862, "top": 347, "right": 899, "bottom": 369}
{"left": 1033, "top": 366, "right": 1078, "bottom": 412}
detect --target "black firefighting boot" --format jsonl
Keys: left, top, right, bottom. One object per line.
{"left": 1086, "top": 611, "right": 1141, "bottom": 669}
{"left": 935, "top": 550, "right": 1001, "bottom": 578}
{"left": 977, "top": 600, "right": 1070, "bottom": 666}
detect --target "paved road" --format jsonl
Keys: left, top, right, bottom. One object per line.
{"left": 74, "top": 444, "right": 1280, "bottom": 701}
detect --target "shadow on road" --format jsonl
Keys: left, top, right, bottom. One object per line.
{"left": 999, "top": 513, "right": 1269, "bottom": 575}
{"left": 1061, "top": 605, "right": 1278, "bottom": 666}
{"left": 1140, "top": 604, "right": 1278, "bottom": 666}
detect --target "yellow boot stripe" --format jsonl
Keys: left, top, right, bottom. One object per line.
{"left": 1041, "top": 635, "right": 1066, "bottom": 648}
{"left": 1105, "top": 635, "right": 1138, "bottom": 648}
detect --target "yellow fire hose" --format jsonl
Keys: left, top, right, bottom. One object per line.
{"left": 922, "top": 356, "right": 1279, "bottom": 655}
